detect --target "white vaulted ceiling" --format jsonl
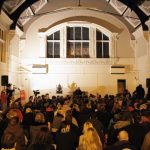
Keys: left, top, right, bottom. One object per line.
{"left": 1, "top": 0, "right": 150, "bottom": 32}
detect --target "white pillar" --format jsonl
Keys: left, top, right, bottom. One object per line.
{"left": 38, "top": 33, "right": 46, "bottom": 58}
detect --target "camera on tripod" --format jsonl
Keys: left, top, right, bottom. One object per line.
{"left": 33, "top": 90, "right": 40, "bottom": 96}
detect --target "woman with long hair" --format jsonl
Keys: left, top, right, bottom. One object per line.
{"left": 78, "top": 123, "right": 102, "bottom": 150}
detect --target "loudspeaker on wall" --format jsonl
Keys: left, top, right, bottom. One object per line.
{"left": 1, "top": 75, "right": 8, "bottom": 86}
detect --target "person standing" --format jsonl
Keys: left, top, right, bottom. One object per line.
{"left": 134, "top": 84, "right": 145, "bottom": 99}
{"left": 6, "top": 84, "right": 15, "bottom": 107}
{"left": 0, "top": 90, "right": 7, "bottom": 111}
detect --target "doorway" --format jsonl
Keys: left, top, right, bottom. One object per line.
{"left": 117, "top": 79, "right": 126, "bottom": 94}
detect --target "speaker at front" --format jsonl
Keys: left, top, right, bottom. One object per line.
{"left": 1, "top": 75, "right": 8, "bottom": 86}
{"left": 146, "top": 78, "right": 150, "bottom": 88}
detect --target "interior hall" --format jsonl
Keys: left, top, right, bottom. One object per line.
{"left": 0, "top": 0, "right": 150, "bottom": 150}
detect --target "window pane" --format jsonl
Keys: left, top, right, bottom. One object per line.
{"left": 67, "top": 42, "right": 74, "bottom": 58}
{"left": 83, "top": 27, "right": 89, "bottom": 40}
{"left": 47, "top": 34, "right": 53, "bottom": 40}
{"left": 54, "top": 42, "right": 60, "bottom": 58}
{"left": 67, "top": 27, "right": 74, "bottom": 40}
{"left": 47, "top": 42, "right": 53, "bottom": 58}
{"left": 103, "top": 34, "right": 109, "bottom": 40}
{"left": 96, "top": 30, "right": 102, "bottom": 40}
{"left": 103, "top": 42, "right": 109, "bottom": 58}
{"left": 54, "top": 31, "right": 60, "bottom": 40}
{"left": 96, "top": 42, "right": 102, "bottom": 58}
{"left": 75, "top": 27, "right": 81, "bottom": 40}
{"left": 75, "top": 42, "right": 81, "bottom": 58}
{"left": 82, "top": 42, "right": 89, "bottom": 58}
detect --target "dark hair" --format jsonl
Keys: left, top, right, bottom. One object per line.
{"left": 119, "top": 111, "right": 133, "bottom": 123}
{"left": 9, "top": 116, "right": 19, "bottom": 126}
{"left": 30, "top": 127, "right": 53, "bottom": 150}
{"left": 34, "top": 127, "right": 51, "bottom": 145}
{"left": 65, "top": 110, "right": 72, "bottom": 124}
{"left": 1, "top": 132, "right": 16, "bottom": 149}
{"left": 60, "top": 121, "right": 70, "bottom": 130}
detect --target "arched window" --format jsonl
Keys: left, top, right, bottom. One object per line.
{"left": 96, "top": 29, "right": 109, "bottom": 58}
{"left": 46, "top": 23, "right": 111, "bottom": 59}
{"left": 47, "top": 30, "right": 60, "bottom": 58}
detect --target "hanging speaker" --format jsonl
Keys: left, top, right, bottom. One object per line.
{"left": 1, "top": 75, "right": 8, "bottom": 86}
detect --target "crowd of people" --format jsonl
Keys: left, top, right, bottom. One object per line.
{"left": 0, "top": 84, "right": 150, "bottom": 150}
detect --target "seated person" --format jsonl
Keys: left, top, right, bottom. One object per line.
{"left": 105, "top": 130, "right": 136, "bottom": 150}
{"left": 1, "top": 132, "right": 16, "bottom": 150}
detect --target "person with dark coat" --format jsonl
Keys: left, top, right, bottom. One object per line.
{"left": 77, "top": 101, "right": 93, "bottom": 129}
{"left": 73, "top": 87, "right": 82, "bottom": 97}
{"left": 27, "top": 126, "right": 54, "bottom": 150}
{"left": 105, "top": 130, "right": 136, "bottom": 150}
{"left": 134, "top": 84, "right": 145, "bottom": 99}
{"left": 1, "top": 132, "right": 16, "bottom": 150}
{"left": 55, "top": 121, "right": 79, "bottom": 150}
{"left": 88, "top": 112, "right": 105, "bottom": 144}
{"left": 123, "top": 121, "right": 148, "bottom": 150}
{"left": 28, "top": 112, "right": 50, "bottom": 147}
{"left": 2, "top": 109, "right": 26, "bottom": 150}
{"left": 6, "top": 84, "right": 15, "bottom": 107}
{"left": 22, "top": 107, "right": 34, "bottom": 139}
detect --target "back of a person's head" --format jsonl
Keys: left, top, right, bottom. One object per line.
{"left": 65, "top": 110, "right": 72, "bottom": 123}
{"left": 83, "top": 122, "right": 93, "bottom": 133}
{"left": 90, "top": 112, "right": 97, "bottom": 119}
{"left": 33, "top": 126, "right": 50, "bottom": 145}
{"left": 119, "top": 111, "right": 133, "bottom": 122}
{"left": 1, "top": 132, "right": 16, "bottom": 149}
{"left": 35, "top": 112, "right": 45, "bottom": 123}
{"left": 6, "top": 109, "right": 19, "bottom": 126}
{"left": 81, "top": 127, "right": 102, "bottom": 150}
{"left": 25, "top": 107, "right": 32, "bottom": 114}
{"left": 8, "top": 117, "right": 19, "bottom": 126}
{"left": 60, "top": 121, "right": 70, "bottom": 133}
{"left": 118, "top": 130, "right": 129, "bottom": 141}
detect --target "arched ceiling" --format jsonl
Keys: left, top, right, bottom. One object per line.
{"left": 0, "top": 0, "right": 150, "bottom": 33}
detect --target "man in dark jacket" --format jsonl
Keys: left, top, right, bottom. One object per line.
{"left": 105, "top": 130, "right": 136, "bottom": 150}
{"left": 55, "top": 121, "right": 79, "bottom": 150}
{"left": 2, "top": 109, "right": 26, "bottom": 150}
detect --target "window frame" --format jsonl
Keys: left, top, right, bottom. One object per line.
{"left": 96, "top": 29, "right": 110, "bottom": 58}
{"left": 67, "top": 26, "right": 90, "bottom": 58}
{"left": 43, "top": 22, "right": 112, "bottom": 59}
{"left": 47, "top": 30, "right": 61, "bottom": 58}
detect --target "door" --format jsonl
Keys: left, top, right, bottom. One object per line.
{"left": 117, "top": 79, "right": 126, "bottom": 94}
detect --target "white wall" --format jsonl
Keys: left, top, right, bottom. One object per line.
{"left": 19, "top": 8, "right": 136, "bottom": 99}
{"left": 20, "top": 57, "right": 136, "bottom": 98}
{"left": 133, "top": 27, "right": 150, "bottom": 93}
{"left": 0, "top": 11, "right": 22, "bottom": 95}
{"left": 0, "top": 11, "right": 11, "bottom": 92}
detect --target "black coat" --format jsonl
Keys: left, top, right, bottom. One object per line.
{"left": 105, "top": 140, "right": 136, "bottom": 150}
{"left": 56, "top": 131, "right": 78, "bottom": 150}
